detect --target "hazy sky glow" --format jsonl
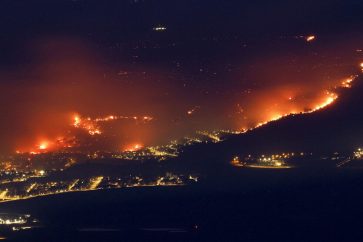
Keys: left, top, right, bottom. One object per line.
{"left": 0, "top": 0, "right": 362, "bottom": 154}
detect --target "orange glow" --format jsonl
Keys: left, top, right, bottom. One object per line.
{"left": 5, "top": 36, "right": 362, "bottom": 155}
{"left": 72, "top": 114, "right": 102, "bottom": 136}
{"left": 143, "top": 116, "right": 153, "bottom": 121}
{"left": 306, "top": 35, "right": 316, "bottom": 42}
{"left": 238, "top": 59, "right": 363, "bottom": 133}
{"left": 38, "top": 142, "right": 48, "bottom": 150}
{"left": 73, "top": 115, "right": 81, "bottom": 127}
{"left": 124, "top": 143, "right": 143, "bottom": 152}
{"left": 16, "top": 112, "right": 155, "bottom": 154}
{"left": 94, "top": 114, "right": 153, "bottom": 123}
{"left": 72, "top": 114, "right": 154, "bottom": 137}
{"left": 244, "top": 90, "right": 339, "bottom": 131}
{"left": 308, "top": 92, "right": 337, "bottom": 112}
{"left": 341, "top": 77, "right": 354, "bottom": 88}
{"left": 187, "top": 106, "right": 200, "bottom": 116}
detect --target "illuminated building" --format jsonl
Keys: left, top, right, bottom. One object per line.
{"left": 354, "top": 148, "right": 363, "bottom": 159}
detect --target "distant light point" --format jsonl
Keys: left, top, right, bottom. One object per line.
{"left": 153, "top": 26, "right": 167, "bottom": 32}
{"left": 306, "top": 35, "right": 316, "bottom": 42}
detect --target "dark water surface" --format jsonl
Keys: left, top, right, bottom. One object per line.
{"left": 1, "top": 167, "right": 363, "bottom": 241}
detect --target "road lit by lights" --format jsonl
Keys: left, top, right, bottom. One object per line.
{"left": 231, "top": 153, "right": 294, "bottom": 169}
{"left": 89, "top": 176, "right": 103, "bottom": 190}
{"left": 197, "top": 131, "right": 221, "bottom": 143}
{"left": 0, "top": 172, "right": 199, "bottom": 203}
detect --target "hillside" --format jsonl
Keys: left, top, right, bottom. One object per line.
{"left": 177, "top": 75, "right": 363, "bottom": 169}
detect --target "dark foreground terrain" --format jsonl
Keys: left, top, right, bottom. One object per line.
{"left": 1, "top": 166, "right": 363, "bottom": 242}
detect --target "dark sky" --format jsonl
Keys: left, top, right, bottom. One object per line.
{"left": 0, "top": 0, "right": 361, "bottom": 69}
{"left": 0, "top": 0, "right": 362, "bottom": 39}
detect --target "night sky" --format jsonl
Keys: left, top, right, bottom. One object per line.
{"left": 2, "top": 2, "right": 363, "bottom": 242}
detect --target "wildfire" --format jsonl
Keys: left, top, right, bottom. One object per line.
{"left": 242, "top": 69, "right": 361, "bottom": 133}
{"left": 13, "top": 61, "right": 362, "bottom": 156}
{"left": 124, "top": 143, "right": 143, "bottom": 152}
{"left": 71, "top": 114, "right": 154, "bottom": 136}
{"left": 73, "top": 115, "right": 81, "bottom": 127}
{"left": 21, "top": 140, "right": 52, "bottom": 154}
{"left": 341, "top": 76, "right": 356, "bottom": 88}
{"left": 72, "top": 114, "right": 101, "bottom": 136}
{"left": 38, "top": 142, "right": 48, "bottom": 150}
{"left": 246, "top": 90, "right": 339, "bottom": 131}
{"left": 94, "top": 115, "right": 153, "bottom": 123}
{"left": 312, "top": 93, "right": 337, "bottom": 111}
{"left": 17, "top": 112, "right": 155, "bottom": 154}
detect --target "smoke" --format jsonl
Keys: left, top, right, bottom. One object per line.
{"left": 0, "top": 33, "right": 362, "bottom": 154}
{"left": 230, "top": 34, "right": 362, "bottom": 129}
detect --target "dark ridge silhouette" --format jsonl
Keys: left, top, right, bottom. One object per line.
{"left": 50, "top": 75, "right": 363, "bottom": 176}
{"left": 176, "top": 75, "right": 363, "bottom": 170}
{"left": 221, "top": 74, "right": 363, "bottom": 154}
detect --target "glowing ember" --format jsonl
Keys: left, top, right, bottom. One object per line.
{"left": 246, "top": 90, "right": 339, "bottom": 132}
{"left": 94, "top": 114, "right": 153, "bottom": 123}
{"left": 72, "top": 114, "right": 101, "bottom": 136}
{"left": 72, "top": 114, "right": 154, "bottom": 136}
{"left": 142, "top": 116, "right": 153, "bottom": 121}
{"left": 187, "top": 106, "right": 200, "bottom": 116}
{"left": 341, "top": 76, "right": 356, "bottom": 88}
{"left": 38, "top": 143, "right": 48, "bottom": 150}
{"left": 306, "top": 35, "right": 316, "bottom": 42}
{"left": 73, "top": 115, "right": 81, "bottom": 127}
{"left": 124, "top": 144, "right": 143, "bottom": 152}
{"left": 310, "top": 92, "right": 338, "bottom": 112}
